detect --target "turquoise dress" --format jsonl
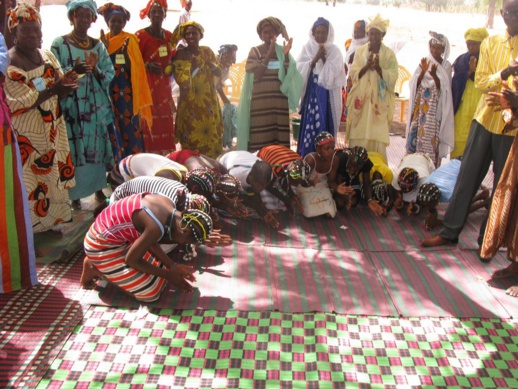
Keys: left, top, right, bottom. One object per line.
{"left": 51, "top": 36, "right": 115, "bottom": 200}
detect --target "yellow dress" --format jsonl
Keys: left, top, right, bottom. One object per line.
{"left": 451, "top": 79, "right": 482, "bottom": 159}
{"left": 172, "top": 47, "right": 223, "bottom": 158}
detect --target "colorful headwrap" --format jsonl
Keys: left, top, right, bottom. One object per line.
{"left": 97, "top": 2, "right": 130, "bottom": 24}
{"left": 7, "top": 2, "right": 41, "bottom": 33}
{"left": 312, "top": 17, "right": 330, "bottom": 34}
{"left": 171, "top": 20, "right": 204, "bottom": 47}
{"left": 429, "top": 31, "right": 447, "bottom": 47}
{"left": 348, "top": 146, "right": 368, "bottom": 167}
{"left": 186, "top": 168, "right": 216, "bottom": 199}
{"left": 371, "top": 179, "right": 389, "bottom": 205}
{"left": 216, "top": 174, "right": 242, "bottom": 201}
{"left": 180, "top": 209, "right": 213, "bottom": 243}
{"left": 417, "top": 183, "right": 441, "bottom": 205}
{"left": 66, "top": 0, "right": 98, "bottom": 22}
{"left": 286, "top": 159, "right": 311, "bottom": 186}
{"left": 464, "top": 27, "right": 488, "bottom": 43}
{"left": 186, "top": 193, "right": 212, "bottom": 215}
{"left": 366, "top": 14, "right": 389, "bottom": 34}
{"left": 397, "top": 167, "right": 419, "bottom": 194}
{"left": 354, "top": 20, "right": 366, "bottom": 31}
{"left": 314, "top": 131, "right": 335, "bottom": 148}
{"left": 256, "top": 17, "right": 289, "bottom": 41}
{"left": 139, "top": 0, "right": 167, "bottom": 20}
{"left": 218, "top": 44, "right": 238, "bottom": 56}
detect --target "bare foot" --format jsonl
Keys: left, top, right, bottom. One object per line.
{"left": 492, "top": 262, "right": 518, "bottom": 279}
{"left": 80, "top": 256, "right": 103, "bottom": 289}
{"left": 506, "top": 286, "right": 518, "bottom": 297}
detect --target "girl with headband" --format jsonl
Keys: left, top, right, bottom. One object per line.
{"left": 81, "top": 192, "right": 230, "bottom": 302}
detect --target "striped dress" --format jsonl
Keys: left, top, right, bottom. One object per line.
{"left": 0, "top": 85, "right": 37, "bottom": 293}
{"left": 84, "top": 193, "right": 167, "bottom": 302}
{"left": 247, "top": 45, "right": 290, "bottom": 151}
{"left": 256, "top": 144, "right": 301, "bottom": 178}
{"left": 110, "top": 176, "right": 186, "bottom": 208}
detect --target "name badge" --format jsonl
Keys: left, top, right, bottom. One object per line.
{"left": 32, "top": 77, "right": 46, "bottom": 91}
{"left": 267, "top": 60, "right": 280, "bottom": 70}
{"left": 158, "top": 46, "right": 168, "bottom": 57}
{"left": 115, "top": 54, "right": 126, "bottom": 65}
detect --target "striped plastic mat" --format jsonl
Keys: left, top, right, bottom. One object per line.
{"left": 38, "top": 307, "right": 518, "bottom": 388}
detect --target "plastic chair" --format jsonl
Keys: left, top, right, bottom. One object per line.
{"left": 394, "top": 65, "right": 412, "bottom": 123}
{"left": 223, "top": 60, "right": 247, "bottom": 104}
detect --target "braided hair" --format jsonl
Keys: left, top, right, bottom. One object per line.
{"left": 397, "top": 167, "right": 419, "bottom": 193}
{"left": 186, "top": 193, "right": 212, "bottom": 215}
{"left": 314, "top": 131, "right": 334, "bottom": 148}
{"left": 417, "top": 183, "right": 441, "bottom": 206}
{"left": 180, "top": 209, "right": 213, "bottom": 243}
{"left": 215, "top": 174, "right": 242, "bottom": 202}
{"left": 285, "top": 159, "right": 311, "bottom": 187}
{"left": 371, "top": 179, "right": 389, "bottom": 205}
{"left": 185, "top": 168, "right": 217, "bottom": 200}
{"left": 346, "top": 146, "right": 369, "bottom": 178}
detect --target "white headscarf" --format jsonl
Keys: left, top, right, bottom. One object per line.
{"left": 406, "top": 31, "right": 454, "bottom": 159}
{"left": 344, "top": 20, "right": 369, "bottom": 67}
{"left": 297, "top": 17, "right": 345, "bottom": 134}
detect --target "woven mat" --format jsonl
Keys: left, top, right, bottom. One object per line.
{"left": 38, "top": 307, "right": 518, "bottom": 388}
{"left": 0, "top": 252, "right": 89, "bottom": 388}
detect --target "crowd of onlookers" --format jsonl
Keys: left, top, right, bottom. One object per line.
{"left": 0, "top": 0, "right": 516, "bottom": 301}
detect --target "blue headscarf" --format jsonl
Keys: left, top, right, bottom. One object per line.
{"left": 66, "top": 0, "right": 98, "bottom": 22}
{"left": 312, "top": 17, "right": 329, "bottom": 34}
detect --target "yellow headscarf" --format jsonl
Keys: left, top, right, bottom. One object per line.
{"left": 171, "top": 21, "right": 204, "bottom": 48}
{"left": 464, "top": 28, "right": 489, "bottom": 43}
{"left": 366, "top": 14, "right": 389, "bottom": 34}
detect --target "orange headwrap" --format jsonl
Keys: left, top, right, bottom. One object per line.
{"left": 140, "top": 0, "right": 168, "bottom": 19}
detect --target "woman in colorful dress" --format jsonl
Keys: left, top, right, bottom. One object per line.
{"left": 171, "top": 21, "right": 223, "bottom": 158}
{"left": 0, "top": 31, "right": 37, "bottom": 293}
{"left": 98, "top": 3, "right": 153, "bottom": 157}
{"left": 237, "top": 17, "right": 302, "bottom": 152}
{"left": 405, "top": 31, "right": 454, "bottom": 167}
{"left": 135, "top": 0, "right": 176, "bottom": 155}
{"left": 50, "top": 0, "right": 115, "bottom": 210}
{"left": 296, "top": 17, "right": 345, "bottom": 156}
{"left": 346, "top": 14, "right": 398, "bottom": 161}
{"left": 5, "top": 3, "right": 77, "bottom": 232}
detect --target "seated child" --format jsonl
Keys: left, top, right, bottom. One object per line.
{"left": 336, "top": 146, "right": 386, "bottom": 216}
{"left": 299, "top": 132, "right": 351, "bottom": 218}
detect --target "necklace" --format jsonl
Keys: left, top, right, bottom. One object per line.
{"left": 147, "top": 27, "right": 164, "bottom": 39}
{"left": 71, "top": 32, "right": 90, "bottom": 49}
{"left": 15, "top": 46, "right": 43, "bottom": 67}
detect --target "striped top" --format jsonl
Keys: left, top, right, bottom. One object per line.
{"left": 474, "top": 31, "right": 518, "bottom": 136}
{"left": 94, "top": 193, "right": 146, "bottom": 244}
{"left": 111, "top": 176, "right": 186, "bottom": 209}
{"left": 256, "top": 145, "right": 301, "bottom": 178}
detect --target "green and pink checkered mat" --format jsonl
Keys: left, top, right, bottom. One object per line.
{"left": 38, "top": 307, "right": 518, "bottom": 388}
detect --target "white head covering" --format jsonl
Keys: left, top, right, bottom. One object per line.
{"left": 429, "top": 31, "right": 450, "bottom": 66}
{"left": 366, "top": 14, "right": 389, "bottom": 34}
{"left": 296, "top": 18, "right": 345, "bottom": 134}
{"left": 345, "top": 20, "right": 369, "bottom": 66}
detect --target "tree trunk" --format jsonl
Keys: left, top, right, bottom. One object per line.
{"left": 487, "top": 0, "right": 497, "bottom": 29}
